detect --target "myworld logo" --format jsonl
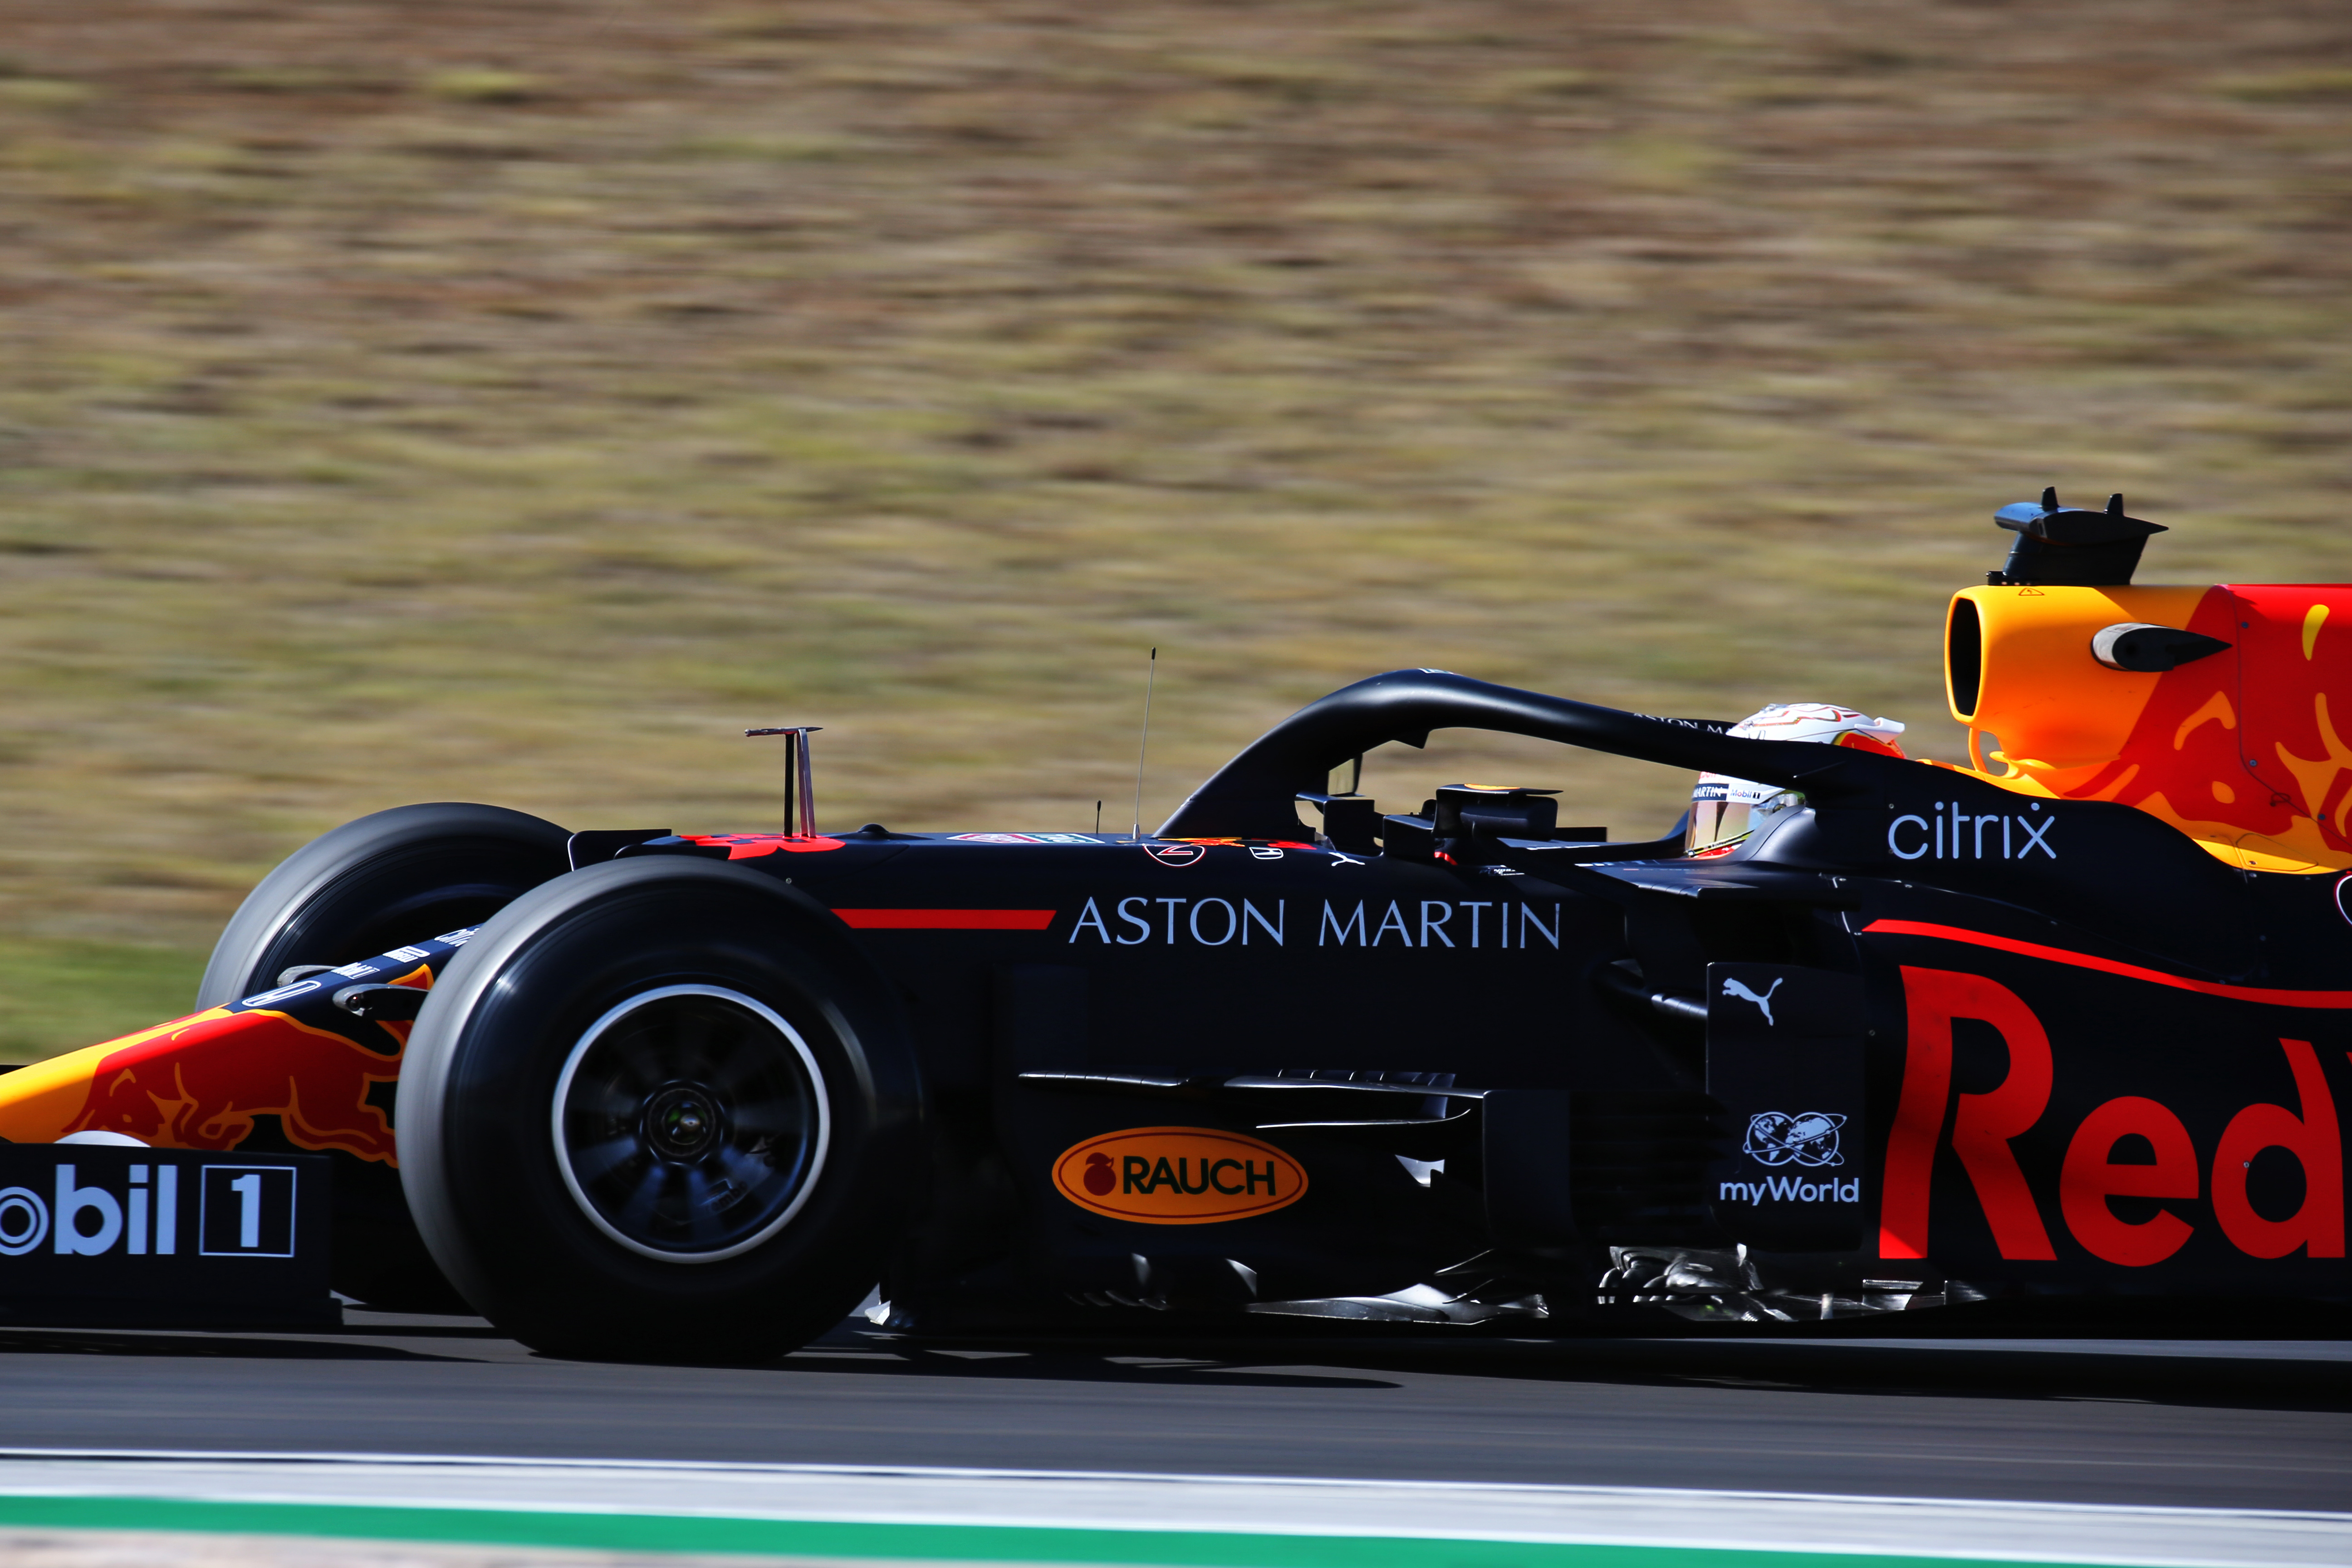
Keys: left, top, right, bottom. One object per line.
{"left": 1720, "top": 1174, "right": 1862, "bottom": 1205}
{"left": 1743, "top": 1110, "right": 1846, "bottom": 1167}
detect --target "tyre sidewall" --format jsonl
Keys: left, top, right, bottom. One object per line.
{"left": 401, "top": 856, "right": 920, "bottom": 1357}
{"left": 199, "top": 803, "right": 571, "bottom": 1009}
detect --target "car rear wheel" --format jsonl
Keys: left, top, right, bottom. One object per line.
{"left": 399, "top": 856, "right": 920, "bottom": 1362}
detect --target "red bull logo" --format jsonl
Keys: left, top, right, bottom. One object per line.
{"left": 0, "top": 964, "right": 426, "bottom": 1166}
{"left": 58, "top": 1006, "right": 403, "bottom": 1165}
{"left": 0, "top": 930, "right": 475, "bottom": 1166}
{"left": 1951, "top": 583, "right": 2352, "bottom": 871}
{"left": 1880, "top": 965, "right": 2345, "bottom": 1265}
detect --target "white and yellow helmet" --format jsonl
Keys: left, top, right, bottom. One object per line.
{"left": 1685, "top": 702, "right": 1907, "bottom": 857}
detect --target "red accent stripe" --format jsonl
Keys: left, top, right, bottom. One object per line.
{"left": 1860, "top": 919, "right": 2352, "bottom": 1009}
{"left": 835, "top": 908, "right": 1057, "bottom": 931}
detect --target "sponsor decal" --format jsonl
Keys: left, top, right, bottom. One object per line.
{"left": 0, "top": 1186, "right": 46, "bottom": 1255}
{"left": 1879, "top": 964, "right": 2347, "bottom": 1265}
{"left": 1881, "top": 966, "right": 2061, "bottom": 1262}
{"left": 1250, "top": 846, "right": 1284, "bottom": 860}
{"left": 1064, "top": 897, "right": 1563, "bottom": 950}
{"left": 52, "top": 1007, "right": 404, "bottom": 1165}
{"left": 1719, "top": 1175, "right": 1861, "bottom": 1205}
{"left": 1318, "top": 898, "right": 1556, "bottom": 949}
{"left": 2208, "top": 1041, "right": 2342, "bottom": 1261}
{"left": 49, "top": 1165, "right": 165, "bottom": 1256}
{"left": 1142, "top": 843, "right": 1205, "bottom": 867}
{"left": 0, "top": 936, "right": 468, "bottom": 1165}
{"left": 682, "top": 834, "right": 846, "bottom": 858}
{"left": 1720, "top": 1107, "right": 1858, "bottom": 1207}
{"left": 0, "top": 1147, "right": 328, "bottom": 1324}
{"left": 1052, "top": 1127, "right": 1307, "bottom": 1224}
{"left": 237, "top": 979, "right": 320, "bottom": 1009}
{"left": 835, "top": 908, "right": 1056, "bottom": 931}
{"left": 2336, "top": 874, "right": 2351, "bottom": 928}
{"left": 948, "top": 833, "right": 1099, "bottom": 844}
{"left": 0, "top": 1161, "right": 291, "bottom": 1260}
{"left": 1886, "top": 800, "right": 2056, "bottom": 862}
{"left": 1069, "top": 897, "right": 1283, "bottom": 946}
{"left": 1743, "top": 1110, "right": 1846, "bottom": 1168}
{"left": 196, "top": 1165, "right": 298, "bottom": 1257}
{"left": 2061, "top": 1096, "right": 2199, "bottom": 1268}
{"left": 1722, "top": 975, "right": 1784, "bottom": 1025}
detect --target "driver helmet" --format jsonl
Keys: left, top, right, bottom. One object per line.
{"left": 1686, "top": 702, "right": 1906, "bottom": 857}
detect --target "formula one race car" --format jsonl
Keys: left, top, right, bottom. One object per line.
{"left": 2, "top": 491, "right": 2344, "bottom": 1358}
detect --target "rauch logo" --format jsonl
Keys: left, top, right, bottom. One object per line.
{"left": 1052, "top": 1127, "right": 1307, "bottom": 1225}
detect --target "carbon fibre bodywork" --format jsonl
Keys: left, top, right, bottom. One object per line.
{"left": 7, "top": 504, "right": 2349, "bottom": 1331}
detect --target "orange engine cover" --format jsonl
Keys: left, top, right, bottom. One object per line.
{"left": 1946, "top": 582, "right": 2351, "bottom": 870}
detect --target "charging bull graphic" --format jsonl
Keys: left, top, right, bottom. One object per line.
{"left": 62, "top": 1007, "right": 402, "bottom": 1163}
{"left": 0, "top": 976, "right": 419, "bottom": 1166}
{"left": 1953, "top": 583, "right": 2352, "bottom": 870}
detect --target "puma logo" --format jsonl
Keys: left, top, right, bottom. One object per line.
{"left": 1722, "top": 975, "right": 1784, "bottom": 1026}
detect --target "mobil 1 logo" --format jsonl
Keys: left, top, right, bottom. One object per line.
{"left": 199, "top": 1164, "right": 298, "bottom": 1257}
{"left": 0, "top": 1145, "right": 332, "bottom": 1328}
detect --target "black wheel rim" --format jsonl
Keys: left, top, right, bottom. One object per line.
{"left": 552, "top": 985, "right": 828, "bottom": 1262}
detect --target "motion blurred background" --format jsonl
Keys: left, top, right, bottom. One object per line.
{"left": 1, "top": 0, "right": 2345, "bottom": 1057}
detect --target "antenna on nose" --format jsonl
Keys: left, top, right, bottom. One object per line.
{"left": 745, "top": 726, "right": 822, "bottom": 838}
{"left": 1131, "top": 649, "right": 1156, "bottom": 843}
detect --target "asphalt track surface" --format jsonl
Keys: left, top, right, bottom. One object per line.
{"left": 0, "top": 1311, "right": 2345, "bottom": 1516}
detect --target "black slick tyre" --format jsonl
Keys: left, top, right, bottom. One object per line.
{"left": 199, "top": 802, "right": 572, "bottom": 1009}
{"left": 399, "top": 856, "right": 921, "bottom": 1362}
{"left": 196, "top": 802, "right": 571, "bottom": 1309}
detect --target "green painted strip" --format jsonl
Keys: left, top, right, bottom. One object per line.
{"left": 0, "top": 1494, "right": 2123, "bottom": 1568}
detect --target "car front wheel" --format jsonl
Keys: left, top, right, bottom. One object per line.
{"left": 398, "top": 856, "right": 920, "bottom": 1362}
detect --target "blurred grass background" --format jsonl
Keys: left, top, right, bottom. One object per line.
{"left": 0, "top": 0, "right": 2347, "bottom": 1058}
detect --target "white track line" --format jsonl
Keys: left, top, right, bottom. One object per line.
{"left": 0, "top": 1450, "right": 2345, "bottom": 1568}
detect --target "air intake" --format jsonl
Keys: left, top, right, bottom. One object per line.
{"left": 1988, "top": 487, "right": 2165, "bottom": 588}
